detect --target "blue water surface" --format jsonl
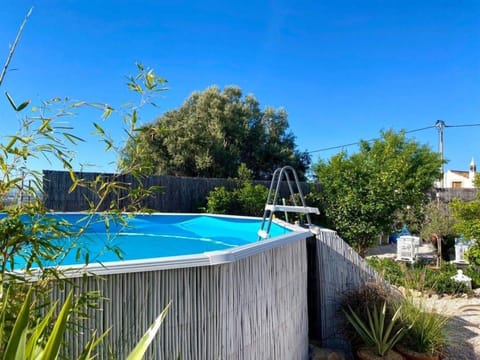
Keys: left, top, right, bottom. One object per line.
{"left": 6, "top": 213, "right": 291, "bottom": 268}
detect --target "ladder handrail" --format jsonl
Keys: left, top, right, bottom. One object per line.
{"left": 258, "top": 166, "right": 318, "bottom": 240}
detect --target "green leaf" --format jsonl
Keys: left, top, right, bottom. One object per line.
{"left": 126, "top": 302, "right": 171, "bottom": 360}
{"left": 4, "top": 289, "right": 32, "bottom": 359}
{"left": 13, "top": 328, "right": 27, "bottom": 360}
{"left": 63, "top": 132, "right": 85, "bottom": 144}
{"left": 102, "top": 106, "right": 114, "bottom": 120}
{"left": 5, "top": 91, "right": 17, "bottom": 110}
{"left": 93, "top": 122, "right": 105, "bottom": 135}
{"left": 5, "top": 136, "right": 19, "bottom": 151}
{"left": 41, "top": 291, "right": 74, "bottom": 359}
{"left": 17, "top": 100, "right": 30, "bottom": 111}
{"left": 25, "top": 303, "right": 57, "bottom": 358}
{"left": 76, "top": 329, "right": 110, "bottom": 360}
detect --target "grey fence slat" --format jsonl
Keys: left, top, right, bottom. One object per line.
{"left": 42, "top": 170, "right": 312, "bottom": 212}
{"left": 311, "top": 228, "right": 385, "bottom": 354}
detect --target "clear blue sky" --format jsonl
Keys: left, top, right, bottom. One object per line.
{"left": 1, "top": 1, "right": 479, "bottom": 174}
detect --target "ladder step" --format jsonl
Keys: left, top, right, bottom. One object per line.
{"left": 265, "top": 204, "right": 320, "bottom": 215}
{"left": 257, "top": 230, "right": 269, "bottom": 239}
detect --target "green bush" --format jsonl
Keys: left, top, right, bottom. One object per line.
{"left": 1, "top": 15, "right": 169, "bottom": 354}
{"left": 397, "top": 297, "right": 450, "bottom": 357}
{"left": 463, "top": 266, "right": 480, "bottom": 288}
{"left": 367, "top": 257, "right": 473, "bottom": 295}
{"left": 205, "top": 186, "right": 236, "bottom": 214}
{"left": 237, "top": 183, "right": 268, "bottom": 216}
{"left": 465, "top": 241, "right": 480, "bottom": 266}
{"left": 366, "top": 257, "right": 407, "bottom": 287}
{"left": 205, "top": 166, "right": 268, "bottom": 217}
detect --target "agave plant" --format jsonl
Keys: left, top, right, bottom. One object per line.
{"left": 343, "top": 301, "right": 406, "bottom": 357}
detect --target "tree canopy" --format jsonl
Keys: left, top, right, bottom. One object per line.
{"left": 312, "top": 130, "right": 443, "bottom": 256}
{"left": 451, "top": 176, "right": 480, "bottom": 240}
{"left": 119, "top": 85, "right": 310, "bottom": 179}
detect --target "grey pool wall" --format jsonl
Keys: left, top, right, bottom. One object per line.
{"left": 51, "top": 224, "right": 311, "bottom": 359}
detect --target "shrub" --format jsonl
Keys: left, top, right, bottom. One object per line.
{"left": 367, "top": 257, "right": 473, "bottom": 295}
{"left": 463, "top": 266, "right": 480, "bottom": 288}
{"left": 205, "top": 186, "right": 236, "bottom": 214}
{"left": 339, "top": 282, "right": 403, "bottom": 349}
{"left": 366, "top": 257, "right": 407, "bottom": 287}
{"left": 396, "top": 297, "right": 450, "bottom": 357}
{"left": 205, "top": 165, "right": 268, "bottom": 217}
{"left": 237, "top": 182, "right": 268, "bottom": 216}
{"left": 465, "top": 241, "right": 480, "bottom": 266}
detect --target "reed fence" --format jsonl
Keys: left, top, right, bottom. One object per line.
{"left": 308, "top": 228, "right": 384, "bottom": 354}
{"left": 51, "top": 239, "right": 309, "bottom": 360}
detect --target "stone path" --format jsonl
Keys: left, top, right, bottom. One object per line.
{"left": 421, "top": 295, "right": 480, "bottom": 359}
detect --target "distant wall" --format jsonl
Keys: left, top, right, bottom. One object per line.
{"left": 42, "top": 170, "right": 312, "bottom": 212}
{"left": 428, "top": 188, "right": 478, "bottom": 203}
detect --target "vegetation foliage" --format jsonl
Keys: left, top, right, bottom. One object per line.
{"left": 343, "top": 302, "right": 405, "bottom": 357}
{"left": 451, "top": 176, "right": 480, "bottom": 265}
{"left": 205, "top": 164, "right": 268, "bottom": 216}
{"left": 312, "top": 130, "right": 442, "bottom": 256}
{"left": 396, "top": 297, "right": 449, "bottom": 357}
{"left": 120, "top": 85, "right": 310, "bottom": 180}
{"left": 366, "top": 257, "right": 477, "bottom": 295}
{"left": 341, "top": 282, "right": 450, "bottom": 359}
{"left": 1, "top": 12, "right": 170, "bottom": 356}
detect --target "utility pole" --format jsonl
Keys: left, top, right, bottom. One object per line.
{"left": 435, "top": 120, "right": 445, "bottom": 188}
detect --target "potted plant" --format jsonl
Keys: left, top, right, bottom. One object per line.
{"left": 343, "top": 301, "right": 405, "bottom": 360}
{"left": 395, "top": 297, "right": 450, "bottom": 360}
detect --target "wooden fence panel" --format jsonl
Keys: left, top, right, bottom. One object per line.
{"left": 42, "top": 170, "right": 312, "bottom": 212}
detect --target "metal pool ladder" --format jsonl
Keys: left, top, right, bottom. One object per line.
{"left": 257, "top": 166, "right": 320, "bottom": 240}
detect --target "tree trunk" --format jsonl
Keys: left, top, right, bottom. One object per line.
{"left": 436, "top": 235, "right": 442, "bottom": 267}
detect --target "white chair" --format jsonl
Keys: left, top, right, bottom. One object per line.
{"left": 396, "top": 235, "right": 419, "bottom": 263}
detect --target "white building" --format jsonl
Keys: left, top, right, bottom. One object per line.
{"left": 440, "top": 158, "right": 477, "bottom": 188}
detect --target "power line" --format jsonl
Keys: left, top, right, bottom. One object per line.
{"left": 307, "top": 123, "right": 480, "bottom": 154}
{"left": 446, "top": 123, "right": 480, "bottom": 128}
{"left": 308, "top": 125, "right": 435, "bottom": 154}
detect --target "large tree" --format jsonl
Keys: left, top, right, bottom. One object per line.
{"left": 119, "top": 86, "right": 310, "bottom": 179}
{"left": 313, "top": 130, "right": 443, "bottom": 256}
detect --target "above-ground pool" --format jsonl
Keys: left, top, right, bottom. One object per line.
{"left": 13, "top": 212, "right": 310, "bottom": 275}
{"left": 8, "top": 211, "right": 313, "bottom": 359}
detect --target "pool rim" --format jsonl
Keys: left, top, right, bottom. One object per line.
{"left": 16, "top": 212, "right": 312, "bottom": 278}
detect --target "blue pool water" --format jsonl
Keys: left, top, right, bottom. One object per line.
{"left": 9, "top": 213, "right": 292, "bottom": 268}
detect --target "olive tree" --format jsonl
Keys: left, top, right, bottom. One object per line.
{"left": 119, "top": 85, "right": 310, "bottom": 179}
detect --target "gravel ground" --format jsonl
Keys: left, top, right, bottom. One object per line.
{"left": 420, "top": 294, "right": 480, "bottom": 359}
{"left": 366, "top": 242, "right": 480, "bottom": 359}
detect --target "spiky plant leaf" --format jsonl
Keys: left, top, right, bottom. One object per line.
{"left": 126, "top": 302, "right": 171, "bottom": 360}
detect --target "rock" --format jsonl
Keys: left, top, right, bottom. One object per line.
{"left": 309, "top": 344, "right": 346, "bottom": 360}
{"left": 411, "top": 290, "right": 422, "bottom": 298}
